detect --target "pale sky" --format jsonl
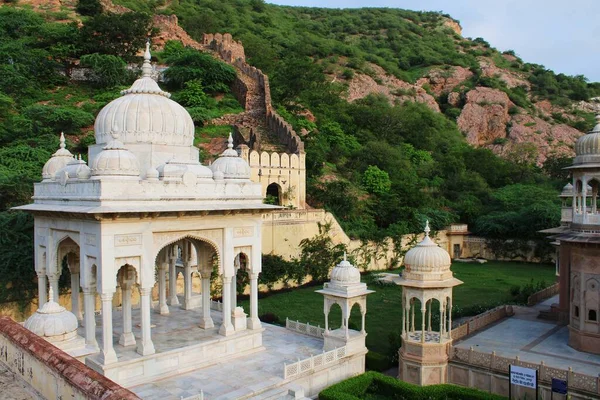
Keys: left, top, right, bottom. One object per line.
{"left": 267, "top": 0, "right": 600, "bottom": 83}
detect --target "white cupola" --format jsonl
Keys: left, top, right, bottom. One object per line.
{"left": 91, "top": 131, "right": 140, "bottom": 178}
{"left": 42, "top": 132, "right": 74, "bottom": 181}
{"left": 402, "top": 220, "right": 453, "bottom": 281}
{"left": 210, "top": 133, "right": 251, "bottom": 180}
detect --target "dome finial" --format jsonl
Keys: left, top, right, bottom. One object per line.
{"left": 141, "top": 39, "right": 153, "bottom": 78}
{"left": 424, "top": 220, "right": 430, "bottom": 237}
{"left": 227, "top": 132, "right": 234, "bottom": 149}
{"left": 59, "top": 132, "right": 66, "bottom": 149}
{"left": 49, "top": 285, "right": 55, "bottom": 303}
{"left": 111, "top": 124, "right": 120, "bottom": 141}
{"left": 593, "top": 114, "right": 600, "bottom": 133}
{"left": 343, "top": 251, "right": 347, "bottom": 262}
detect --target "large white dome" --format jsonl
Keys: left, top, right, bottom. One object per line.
{"left": 93, "top": 43, "right": 194, "bottom": 147}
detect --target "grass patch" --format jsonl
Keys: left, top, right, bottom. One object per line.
{"left": 240, "top": 261, "right": 555, "bottom": 355}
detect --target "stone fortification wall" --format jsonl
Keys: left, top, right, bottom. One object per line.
{"left": 448, "top": 346, "right": 600, "bottom": 399}
{"left": 0, "top": 316, "right": 139, "bottom": 400}
{"left": 463, "top": 236, "right": 547, "bottom": 263}
{"left": 203, "top": 33, "right": 304, "bottom": 154}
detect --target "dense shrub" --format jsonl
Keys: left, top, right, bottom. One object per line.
{"left": 76, "top": 0, "right": 103, "bottom": 16}
{"left": 320, "top": 371, "right": 505, "bottom": 400}
{"left": 80, "top": 53, "right": 128, "bottom": 88}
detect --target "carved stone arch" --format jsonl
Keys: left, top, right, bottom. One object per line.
{"left": 153, "top": 232, "right": 222, "bottom": 274}
{"left": 56, "top": 235, "right": 80, "bottom": 275}
{"left": 117, "top": 263, "right": 138, "bottom": 288}
{"left": 234, "top": 247, "right": 251, "bottom": 271}
{"left": 113, "top": 257, "right": 142, "bottom": 288}
{"left": 249, "top": 150, "right": 260, "bottom": 166}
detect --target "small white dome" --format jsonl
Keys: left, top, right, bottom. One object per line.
{"left": 210, "top": 133, "right": 251, "bottom": 180}
{"left": 42, "top": 133, "right": 74, "bottom": 181}
{"left": 57, "top": 155, "right": 91, "bottom": 181}
{"left": 330, "top": 254, "right": 361, "bottom": 286}
{"left": 91, "top": 133, "right": 140, "bottom": 177}
{"left": 403, "top": 221, "right": 453, "bottom": 281}
{"left": 561, "top": 182, "right": 573, "bottom": 197}
{"left": 573, "top": 114, "right": 600, "bottom": 165}
{"left": 93, "top": 42, "right": 194, "bottom": 148}
{"left": 24, "top": 288, "right": 78, "bottom": 341}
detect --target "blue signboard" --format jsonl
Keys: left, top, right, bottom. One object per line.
{"left": 551, "top": 378, "right": 567, "bottom": 395}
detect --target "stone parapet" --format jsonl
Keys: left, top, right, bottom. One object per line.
{"left": 0, "top": 316, "right": 138, "bottom": 400}
{"left": 451, "top": 305, "right": 514, "bottom": 341}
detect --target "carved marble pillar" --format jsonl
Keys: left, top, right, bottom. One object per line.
{"left": 37, "top": 271, "right": 47, "bottom": 308}
{"left": 70, "top": 272, "right": 82, "bottom": 320}
{"left": 421, "top": 306, "right": 426, "bottom": 343}
{"left": 168, "top": 249, "right": 179, "bottom": 306}
{"left": 447, "top": 298, "right": 452, "bottom": 339}
{"left": 247, "top": 273, "right": 261, "bottom": 330}
{"left": 157, "top": 263, "right": 169, "bottom": 315}
{"left": 119, "top": 284, "right": 135, "bottom": 347}
{"left": 219, "top": 276, "right": 234, "bottom": 336}
{"left": 137, "top": 287, "right": 155, "bottom": 356}
{"left": 82, "top": 286, "right": 97, "bottom": 349}
{"left": 100, "top": 292, "right": 117, "bottom": 364}
{"left": 199, "top": 269, "right": 214, "bottom": 329}
{"left": 231, "top": 272, "right": 237, "bottom": 310}
{"left": 183, "top": 261, "right": 193, "bottom": 310}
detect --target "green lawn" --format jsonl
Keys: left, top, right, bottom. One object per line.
{"left": 239, "top": 261, "right": 555, "bottom": 355}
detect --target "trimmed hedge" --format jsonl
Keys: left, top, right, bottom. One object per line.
{"left": 319, "top": 371, "right": 505, "bottom": 400}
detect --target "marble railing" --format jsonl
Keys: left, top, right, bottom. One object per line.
{"left": 449, "top": 346, "right": 600, "bottom": 395}
{"left": 283, "top": 346, "right": 347, "bottom": 380}
{"left": 285, "top": 318, "right": 325, "bottom": 338}
{"left": 451, "top": 305, "right": 514, "bottom": 341}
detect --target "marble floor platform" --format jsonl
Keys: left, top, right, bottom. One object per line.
{"left": 454, "top": 296, "right": 600, "bottom": 375}
{"left": 77, "top": 302, "right": 324, "bottom": 399}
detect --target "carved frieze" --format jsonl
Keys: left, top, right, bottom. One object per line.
{"left": 114, "top": 234, "right": 142, "bottom": 247}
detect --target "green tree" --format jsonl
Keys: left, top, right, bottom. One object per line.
{"left": 76, "top": 0, "right": 103, "bottom": 16}
{"left": 362, "top": 165, "right": 392, "bottom": 196}
{"left": 80, "top": 53, "right": 128, "bottom": 88}
{"left": 79, "top": 12, "right": 156, "bottom": 59}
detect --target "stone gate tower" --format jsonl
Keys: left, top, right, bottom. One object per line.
{"left": 386, "top": 222, "right": 462, "bottom": 385}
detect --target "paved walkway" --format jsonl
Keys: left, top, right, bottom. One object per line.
{"left": 130, "top": 323, "right": 323, "bottom": 400}
{"left": 454, "top": 296, "right": 600, "bottom": 375}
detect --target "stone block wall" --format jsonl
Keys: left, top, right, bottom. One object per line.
{"left": 451, "top": 305, "right": 514, "bottom": 341}
{"left": 0, "top": 316, "right": 139, "bottom": 400}
{"left": 448, "top": 346, "right": 600, "bottom": 399}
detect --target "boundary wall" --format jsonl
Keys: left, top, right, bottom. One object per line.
{"left": 448, "top": 346, "right": 600, "bottom": 399}
{"left": 0, "top": 316, "right": 139, "bottom": 400}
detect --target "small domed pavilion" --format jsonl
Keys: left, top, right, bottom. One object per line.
{"left": 381, "top": 221, "right": 462, "bottom": 386}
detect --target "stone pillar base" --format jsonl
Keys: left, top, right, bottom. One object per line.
{"left": 247, "top": 318, "right": 262, "bottom": 330}
{"left": 219, "top": 323, "right": 235, "bottom": 336}
{"left": 568, "top": 326, "right": 600, "bottom": 354}
{"left": 119, "top": 332, "right": 136, "bottom": 347}
{"left": 398, "top": 338, "right": 450, "bottom": 386}
{"left": 136, "top": 341, "right": 156, "bottom": 356}
{"left": 199, "top": 317, "right": 214, "bottom": 329}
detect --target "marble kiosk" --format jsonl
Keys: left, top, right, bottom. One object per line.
{"left": 14, "top": 43, "right": 373, "bottom": 398}
{"left": 16, "top": 43, "right": 277, "bottom": 385}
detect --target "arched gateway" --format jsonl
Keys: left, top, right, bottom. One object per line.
{"left": 15, "top": 42, "right": 278, "bottom": 383}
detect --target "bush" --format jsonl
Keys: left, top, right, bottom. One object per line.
{"left": 259, "top": 312, "right": 280, "bottom": 324}
{"left": 366, "top": 351, "right": 392, "bottom": 372}
{"left": 76, "top": 0, "right": 103, "bottom": 16}
{"left": 23, "top": 105, "right": 94, "bottom": 135}
{"left": 320, "top": 371, "right": 505, "bottom": 400}
{"left": 80, "top": 53, "right": 128, "bottom": 88}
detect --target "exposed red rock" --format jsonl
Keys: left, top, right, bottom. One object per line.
{"left": 417, "top": 66, "right": 473, "bottom": 96}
